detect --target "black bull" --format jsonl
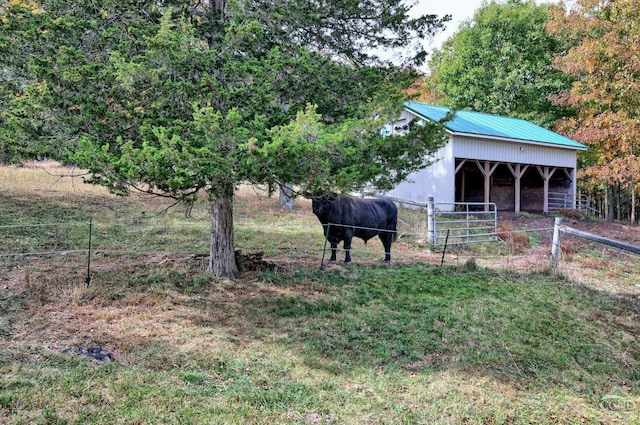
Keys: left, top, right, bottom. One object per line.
{"left": 312, "top": 195, "right": 398, "bottom": 264}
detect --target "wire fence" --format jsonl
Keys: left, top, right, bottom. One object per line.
{"left": 1, "top": 212, "right": 638, "bottom": 295}
{"left": 0, "top": 220, "right": 211, "bottom": 259}
{"left": 0, "top": 217, "right": 213, "bottom": 286}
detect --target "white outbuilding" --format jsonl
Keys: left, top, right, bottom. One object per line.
{"left": 382, "top": 102, "right": 588, "bottom": 213}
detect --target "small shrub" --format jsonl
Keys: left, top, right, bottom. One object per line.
{"left": 557, "top": 209, "right": 589, "bottom": 220}
{"left": 498, "top": 223, "right": 530, "bottom": 254}
{"left": 464, "top": 257, "right": 477, "bottom": 271}
{"left": 560, "top": 239, "right": 583, "bottom": 257}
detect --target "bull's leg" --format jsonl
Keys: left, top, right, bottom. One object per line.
{"left": 343, "top": 235, "right": 353, "bottom": 263}
{"left": 380, "top": 233, "right": 392, "bottom": 263}
{"left": 329, "top": 241, "right": 338, "bottom": 264}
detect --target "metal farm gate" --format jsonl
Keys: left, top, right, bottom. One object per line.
{"left": 427, "top": 200, "right": 498, "bottom": 246}
{"left": 388, "top": 196, "right": 498, "bottom": 246}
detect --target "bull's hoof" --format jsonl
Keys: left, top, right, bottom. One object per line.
{"left": 343, "top": 260, "right": 352, "bottom": 265}
{"left": 328, "top": 260, "right": 337, "bottom": 265}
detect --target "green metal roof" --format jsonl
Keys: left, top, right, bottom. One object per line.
{"left": 405, "top": 101, "right": 587, "bottom": 150}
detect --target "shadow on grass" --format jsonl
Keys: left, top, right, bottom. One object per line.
{"left": 175, "top": 264, "right": 640, "bottom": 399}
{"left": 2, "top": 258, "right": 639, "bottom": 423}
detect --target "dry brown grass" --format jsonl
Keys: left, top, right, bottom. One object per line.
{"left": 0, "top": 160, "right": 113, "bottom": 196}
{"left": 497, "top": 222, "right": 531, "bottom": 254}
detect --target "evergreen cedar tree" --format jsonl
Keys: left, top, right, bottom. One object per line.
{"left": 0, "top": 1, "right": 451, "bottom": 276}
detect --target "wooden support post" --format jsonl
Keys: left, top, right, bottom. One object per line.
{"left": 507, "top": 163, "right": 529, "bottom": 213}
{"left": 454, "top": 159, "right": 467, "bottom": 173}
{"left": 474, "top": 160, "right": 499, "bottom": 212}
{"left": 514, "top": 164, "right": 521, "bottom": 213}
{"left": 484, "top": 161, "right": 491, "bottom": 209}
{"left": 537, "top": 166, "right": 557, "bottom": 214}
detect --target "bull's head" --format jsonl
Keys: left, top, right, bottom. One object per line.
{"left": 310, "top": 192, "right": 335, "bottom": 216}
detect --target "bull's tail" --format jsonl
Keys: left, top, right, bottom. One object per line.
{"left": 390, "top": 211, "right": 398, "bottom": 242}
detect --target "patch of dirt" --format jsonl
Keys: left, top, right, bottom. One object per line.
{"left": 235, "top": 250, "right": 282, "bottom": 273}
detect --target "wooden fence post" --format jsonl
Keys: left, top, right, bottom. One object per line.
{"left": 550, "top": 217, "right": 563, "bottom": 269}
{"left": 427, "top": 197, "right": 435, "bottom": 244}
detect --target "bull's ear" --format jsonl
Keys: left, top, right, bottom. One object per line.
{"left": 303, "top": 189, "right": 325, "bottom": 199}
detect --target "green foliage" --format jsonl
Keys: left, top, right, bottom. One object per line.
{"left": 427, "top": 0, "right": 574, "bottom": 127}
{"left": 0, "top": 0, "right": 451, "bottom": 192}
{"left": 547, "top": 0, "right": 640, "bottom": 223}
{"left": 246, "top": 104, "right": 448, "bottom": 194}
{"left": 1, "top": 0, "right": 451, "bottom": 274}
{"left": 1, "top": 0, "right": 449, "bottom": 173}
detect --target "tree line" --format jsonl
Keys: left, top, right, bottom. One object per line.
{"left": 423, "top": 0, "right": 639, "bottom": 224}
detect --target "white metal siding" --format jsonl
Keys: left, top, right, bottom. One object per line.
{"left": 383, "top": 142, "right": 455, "bottom": 206}
{"left": 452, "top": 135, "right": 577, "bottom": 168}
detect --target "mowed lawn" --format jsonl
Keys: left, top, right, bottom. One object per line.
{"left": 0, "top": 163, "right": 639, "bottom": 424}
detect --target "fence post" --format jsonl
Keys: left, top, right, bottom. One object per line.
{"left": 427, "top": 197, "right": 435, "bottom": 244}
{"left": 319, "top": 223, "right": 330, "bottom": 270}
{"left": 85, "top": 217, "right": 92, "bottom": 287}
{"left": 550, "top": 217, "right": 563, "bottom": 269}
{"left": 440, "top": 229, "right": 450, "bottom": 267}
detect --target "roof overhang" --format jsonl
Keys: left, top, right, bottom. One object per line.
{"left": 405, "top": 109, "right": 588, "bottom": 152}
{"left": 448, "top": 130, "right": 589, "bottom": 151}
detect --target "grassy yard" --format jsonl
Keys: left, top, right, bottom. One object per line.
{"left": 1, "top": 163, "right": 639, "bottom": 424}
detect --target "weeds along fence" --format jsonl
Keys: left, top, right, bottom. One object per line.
{"left": 549, "top": 217, "right": 640, "bottom": 289}
{"left": 0, "top": 212, "right": 340, "bottom": 281}
{"left": 3, "top": 208, "right": 638, "bottom": 288}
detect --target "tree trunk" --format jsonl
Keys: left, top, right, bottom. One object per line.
{"left": 632, "top": 182, "right": 637, "bottom": 224}
{"left": 616, "top": 182, "right": 621, "bottom": 221}
{"left": 605, "top": 184, "right": 614, "bottom": 222}
{"left": 208, "top": 195, "right": 239, "bottom": 277}
{"left": 279, "top": 183, "right": 295, "bottom": 210}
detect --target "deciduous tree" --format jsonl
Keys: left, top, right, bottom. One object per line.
{"left": 547, "top": 0, "right": 640, "bottom": 223}
{"left": 426, "top": 0, "right": 573, "bottom": 128}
